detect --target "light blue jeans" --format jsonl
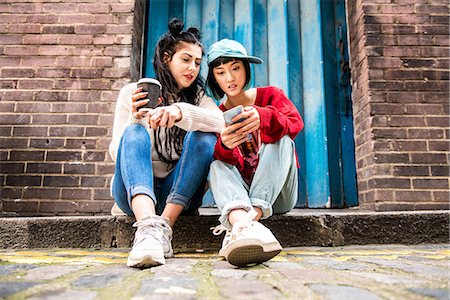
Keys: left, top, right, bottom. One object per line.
{"left": 112, "top": 124, "right": 217, "bottom": 216}
{"left": 208, "top": 136, "right": 298, "bottom": 229}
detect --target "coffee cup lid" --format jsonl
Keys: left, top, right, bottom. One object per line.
{"left": 137, "top": 78, "right": 161, "bottom": 89}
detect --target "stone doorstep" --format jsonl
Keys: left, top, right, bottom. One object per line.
{"left": 0, "top": 209, "right": 448, "bottom": 251}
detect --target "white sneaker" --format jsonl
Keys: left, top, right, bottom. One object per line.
{"left": 127, "top": 215, "right": 173, "bottom": 268}
{"left": 211, "top": 225, "right": 231, "bottom": 258}
{"left": 226, "top": 221, "right": 282, "bottom": 267}
{"left": 213, "top": 211, "right": 282, "bottom": 267}
{"left": 161, "top": 217, "right": 174, "bottom": 258}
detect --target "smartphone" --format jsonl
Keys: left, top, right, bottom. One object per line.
{"left": 223, "top": 105, "right": 252, "bottom": 141}
{"left": 223, "top": 105, "right": 244, "bottom": 125}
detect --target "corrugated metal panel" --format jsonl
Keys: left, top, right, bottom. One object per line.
{"left": 184, "top": 0, "right": 202, "bottom": 29}
{"left": 143, "top": 0, "right": 357, "bottom": 208}
{"left": 299, "top": 0, "right": 330, "bottom": 208}
{"left": 333, "top": 0, "right": 358, "bottom": 207}
{"left": 287, "top": 0, "right": 306, "bottom": 206}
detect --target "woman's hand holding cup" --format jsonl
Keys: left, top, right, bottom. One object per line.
{"left": 131, "top": 88, "right": 151, "bottom": 119}
{"left": 132, "top": 78, "right": 163, "bottom": 119}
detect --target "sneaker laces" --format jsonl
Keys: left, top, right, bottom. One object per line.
{"left": 134, "top": 216, "right": 171, "bottom": 240}
{"left": 230, "top": 209, "right": 258, "bottom": 237}
{"left": 211, "top": 224, "right": 228, "bottom": 236}
{"left": 211, "top": 209, "right": 258, "bottom": 238}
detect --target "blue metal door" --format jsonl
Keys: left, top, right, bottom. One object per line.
{"left": 143, "top": 0, "right": 358, "bottom": 208}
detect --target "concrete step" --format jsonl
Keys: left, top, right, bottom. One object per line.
{"left": 1, "top": 209, "right": 448, "bottom": 251}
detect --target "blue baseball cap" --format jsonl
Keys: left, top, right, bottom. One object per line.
{"left": 207, "top": 39, "right": 263, "bottom": 66}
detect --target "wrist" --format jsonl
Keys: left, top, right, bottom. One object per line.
{"left": 173, "top": 104, "right": 182, "bottom": 122}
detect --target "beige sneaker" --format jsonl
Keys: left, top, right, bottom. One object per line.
{"left": 224, "top": 220, "right": 282, "bottom": 267}
{"left": 113, "top": 203, "right": 173, "bottom": 258}
{"left": 161, "top": 217, "right": 174, "bottom": 258}
{"left": 212, "top": 210, "right": 282, "bottom": 267}
{"left": 127, "top": 215, "right": 173, "bottom": 268}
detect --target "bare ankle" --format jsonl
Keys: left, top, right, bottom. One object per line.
{"left": 253, "top": 207, "right": 263, "bottom": 221}
{"left": 161, "top": 203, "right": 184, "bottom": 227}
{"left": 228, "top": 209, "right": 250, "bottom": 225}
{"left": 131, "top": 194, "right": 156, "bottom": 221}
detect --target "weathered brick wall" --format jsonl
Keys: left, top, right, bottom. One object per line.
{"left": 346, "top": 0, "right": 449, "bottom": 210}
{"left": 1, "top": 0, "right": 448, "bottom": 216}
{"left": 0, "top": 0, "right": 135, "bottom": 215}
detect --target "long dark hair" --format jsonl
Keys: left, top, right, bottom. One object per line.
{"left": 152, "top": 18, "right": 204, "bottom": 165}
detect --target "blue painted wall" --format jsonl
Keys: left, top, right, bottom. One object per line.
{"left": 143, "top": 0, "right": 357, "bottom": 208}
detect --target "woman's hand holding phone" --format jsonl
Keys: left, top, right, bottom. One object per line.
{"left": 221, "top": 123, "right": 248, "bottom": 149}
{"left": 221, "top": 105, "right": 260, "bottom": 149}
{"left": 235, "top": 106, "right": 260, "bottom": 136}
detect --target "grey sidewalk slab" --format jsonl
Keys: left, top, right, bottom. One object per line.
{"left": 0, "top": 209, "right": 448, "bottom": 250}
{"left": 0, "top": 244, "right": 448, "bottom": 300}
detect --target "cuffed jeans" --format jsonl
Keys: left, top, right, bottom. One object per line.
{"left": 112, "top": 124, "right": 217, "bottom": 216}
{"left": 209, "top": 136, "right": 298, "bottom": 229}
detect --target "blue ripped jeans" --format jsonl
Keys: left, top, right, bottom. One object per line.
{"left": 112, "top": 124, "right": 217, "bottom": 216}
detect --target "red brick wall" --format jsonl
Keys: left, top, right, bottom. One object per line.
{"left": 346, "top": 0, "right": 449, "bottom": 211}
{"left": 0, "top": 1, "right": 134, "bottom": 215}
{"left": 1, "top": 0, "right": 448, "bottom": 216}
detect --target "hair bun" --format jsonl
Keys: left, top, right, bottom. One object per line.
{"left": 168, "top": 18, "right": 184, "bottom": 36}
{"left": 186, "top": 27, "right": 200, "bottom": 39}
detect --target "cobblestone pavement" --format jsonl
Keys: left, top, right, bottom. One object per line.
{"left": 0, "top": 244, "right": 448, "bottom": 300}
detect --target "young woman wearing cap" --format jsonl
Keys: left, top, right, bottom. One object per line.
{"left": 206, "top": 39, "right": 304, "bottom": 267}
{"left": 109, "top": 19, "right": 224, "bottom": 268}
